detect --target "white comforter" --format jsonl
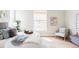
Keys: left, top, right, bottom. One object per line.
{"left": 5, "top": 32, "right": 42, "bottom": 48}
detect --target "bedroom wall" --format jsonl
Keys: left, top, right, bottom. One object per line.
{"left": 40, "top": 10, "right": 65, "bottom": 36}
{"left": 15, "top": 10, "right": 66, "bottom": 36}
{"left": 65, "top": 10, "right": 79, "bottom": 35}
{"left": 10, "top": 10, "right": 66, "bottom": 36}
{"left": 16, "top": 10, "right": 33, "bottom": 31}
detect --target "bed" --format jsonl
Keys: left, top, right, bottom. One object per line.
{"left": 5, "top": 32, "right": 42, "bottom": 48}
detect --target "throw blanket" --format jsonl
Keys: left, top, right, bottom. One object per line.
{"left": 5, "top": 32, "right": 41, "bottom": 48}
{"left": 11, "top": 35, "right": 28, "bottom": 46}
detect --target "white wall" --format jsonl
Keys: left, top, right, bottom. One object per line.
{"left": 65, "top": 10, "right": 79, "bottom": 35}
{"left": 47, "top": 10, "right": 65, "bottom": 32}
{"left": 9, "top": 10, "right": 66, "bottom": 36}
{"left": 40, "top": 10, "right": 65, "bottom": 36}
{"left": 16, "top": 10, "right": 33, "bottom": 31}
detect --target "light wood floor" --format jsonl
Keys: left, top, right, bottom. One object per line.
{"left": 41, "top": 37, "right": 79, "bottom": 48}
{"left": 0, "top": 37, "right": 78, "bottom": 48}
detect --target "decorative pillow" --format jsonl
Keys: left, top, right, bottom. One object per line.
{"left": 8, "top": 28, "right": 16, "bottom": 37}
{"left": 2, "top": 29, "right": 9, "bottom": 39}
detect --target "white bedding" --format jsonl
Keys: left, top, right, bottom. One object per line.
{"left": 5, "top": 32, "right": 42, "bottom": 48}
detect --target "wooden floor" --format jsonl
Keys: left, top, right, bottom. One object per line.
{"left": 0, "top": 37, "right": 78, "bottom": 48}
{"left": 41, "top": 37, "right": 79, "bottom": 48}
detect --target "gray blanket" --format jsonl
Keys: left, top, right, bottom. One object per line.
{"left": 11, "top": 35, "right": 28, "bottom": 46}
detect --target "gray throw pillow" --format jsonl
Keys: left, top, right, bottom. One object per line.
{"left": 2, "top": 29, "right": 9, "bottom": 39}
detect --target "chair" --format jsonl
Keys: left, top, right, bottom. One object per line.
{"left": 55, "top": 28, "right": 68, "bottom": 41}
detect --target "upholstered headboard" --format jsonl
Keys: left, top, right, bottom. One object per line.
{"left": 0, "top": 22, "right": 8, "bottom": 29}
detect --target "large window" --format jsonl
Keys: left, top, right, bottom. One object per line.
{"left": 9, "top": 10, "right": 19, "bottom": 28}
{"left": 9, "top": 10, "right": 15, "bottom": 27}
{"left": 33, "top": 10, "right": 47, "bottom": 32}
{"left": 76, "top": 14, "right": 79, "bottom": 32}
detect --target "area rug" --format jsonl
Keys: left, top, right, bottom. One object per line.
{"left": 41, "top": 37, "right": 78, "bottom": 48}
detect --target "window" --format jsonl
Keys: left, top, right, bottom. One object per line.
{"left": 9, "top": 10, "right": 18, "bottom": 28}
{"left": 9, "top": 10, "right": 16, "bottom": 27}
{"left": 76, "top": 14, "right": 79, "bottom": 32}
{"left": 33, "top": 10, "right": 47, "bottom": 32}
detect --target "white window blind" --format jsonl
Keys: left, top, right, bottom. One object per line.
{"left": 33, "top": 10, "right": 47, "bottom": 31}
{"left": 9, "top": 11, "right": 15, "bottom": 27}
{"left": 76, "top": 14, "right": 79, "bottom": 32}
